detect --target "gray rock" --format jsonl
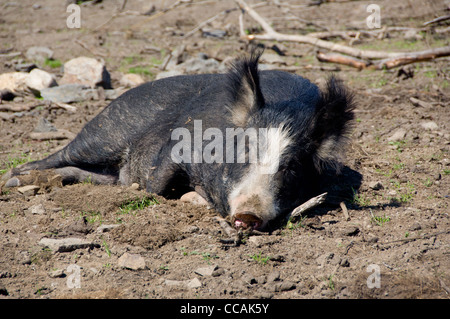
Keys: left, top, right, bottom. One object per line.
{"left": 420, "top": 121, "right": 438, "bottom": 131}
{"left": 5, "top": 177, "right": 21, "bottom": 188}
{"left": 194, "top": 265, "right": 218, "bottom": 277}
{"left": 40, "top": 84, "right": 98, "bottom": 103}
{"left": 387, "top": 128, "right": 407, "bottom": 142}
{"left": 39, "top": 237, "right": 99, "bottom": 252}
{"left": 26, "top": 46, "right": 54, "bottom": 64}
{"left": 118, "top": 252, "right": 146, "bottom": 270}
{"left": 60, "top": 56, "right": 111, "bottom": 89}
{"left": 29, "top": 204, "right": 46, "bottom": 215}
{"left": 187, "top": 277, "right": 202, "bottom": 289}
{"left": 48, "top": 269, "right": 65, "bottom": 278}
{"left": 34, "top": 117, "right": 57, "bottom": 133}
{"left": 119, "top": 73, "right": 144, "bottom": 87}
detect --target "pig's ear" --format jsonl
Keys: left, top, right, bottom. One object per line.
{"left": 226, "top": 48, "right": 265, "bottom": 126}
{"left": 311, "top": 76, "right": 355, "bottom": 172}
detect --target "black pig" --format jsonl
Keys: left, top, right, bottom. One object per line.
{"left": 5, "top": 50, "right": 354, "bottom": 230}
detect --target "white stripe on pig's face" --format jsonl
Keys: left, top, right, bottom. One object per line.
{"left": 228, "top": 124, "right": 292, "bottom": 230}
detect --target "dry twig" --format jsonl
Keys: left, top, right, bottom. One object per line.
{"left": 287, "top": 192, "right": 327, "bottom": 221}
{"left": 235, "top": 0, "right": 450, "bottom": 69}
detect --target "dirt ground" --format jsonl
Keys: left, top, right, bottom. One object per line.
{"left": 0, "top": 0, "right": 449, "bottom": 299}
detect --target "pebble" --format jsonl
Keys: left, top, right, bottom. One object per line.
{"left": 17, "top": 185, "right": 40, "bottom": 196}
{"left": 39, "top": 237, "right": 99, "bottom": 253}
{"left": 25, "top": 68, "right": 57, "bottom": 95}
{"left": 40, "top": 84, "right": 98, "bottom": 103}
{"left": 96, "top": 224, "right": 121, "bottom": 233}
{"left": 34, "top": 117, "right": 57, "bottom": 133}
{"left": 420, "top": 121, "right": 438, "bottom": 131}
{"left": 369, "top": 180, "right": 384, "bottom": 190}
{"left": 387, "top": 128, "right": 407, "bottom": 142}
{"left": 120, "top": 73, "right": 145, "bottom": 87}
{"left": 117, "top": 252, "right": 146, "bottom": 270}
{"left": 48, "top": 269, "right": 65, "bottom": 278}
{"left": 29, "top": 203, "right": 46, "bottom": 215}
{"left": 60, "top": 56, "right": 111, "bottom": 89}
{"left": 187, "top": 277, "right": 202, "bottom": 289}
{"left": 5, "top": 177, "right": 21, "bottom": 188}
{"left": 180, "top": 191, "right": 208, "bottom": 206}
{"left": 25, "top": 46, "right": 54, "bottom": 65}
{"left": 194, "top": 265, "right": 218, "bottom": 277}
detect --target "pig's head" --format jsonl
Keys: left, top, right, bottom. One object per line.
{"left": 224, "top": 49, "right": 354, "bottom": 230}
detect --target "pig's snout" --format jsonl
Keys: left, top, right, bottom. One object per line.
{"left": 232, "top": 212, "right": 263, "bottom": 230}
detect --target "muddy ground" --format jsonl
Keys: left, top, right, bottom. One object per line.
{"left": 0, "top": 0, "right": 449, "bottom": 299}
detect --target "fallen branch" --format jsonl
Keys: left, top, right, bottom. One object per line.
{"left": 235, "top": 0, "right": 404, "bottom": 60}
{"left": 317, "top": 46, "right": 450, "bottom": 70}
{"left": 423, "top": 14, "right": 450, "bottom": 26}
{"left": 317, "top": 51, "right": 369, "bottom": 70}
{"left": 287, "top": 192, "right": 327, "bottom": 221}
{"left": 371, "top": 46, "right": 450, "bottom": 70}
{"left": 236, "top": 0, "right": 450, "bottom": 69}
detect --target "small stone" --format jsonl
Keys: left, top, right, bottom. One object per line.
{"left": 129, "top": 183, "right": 140, "bottom": 190}
{"left": 29, "top": 204, "right": 46, "bottom": 215}
{"left": 96, "top": 224, "right": 120, "bottom": 233}
{"left": 420, "top": 121, "right": 438, "bottom": 131}
{"left": 194, "top": 265, "right": 218, "bottom": 277}
{"left": 118, "top": 252, "right": 146, "bottom": 270}
{"left": 41, "top": 84, "right": 98, "bottom": 103}
{"left": 387, "top": 128, "right": 407, "bottom": 142}
{"left": 34, "top": 117, "right": 57, "bottom": 133}
{"left": 25, "top": 68, "right": 57, "bottom": 95}
{"left": 279, "top": 281, "right": 296, "bottom": 292}
{"left": 409, "top": 222, "right": 422, "bottom": 231}
{"left": 119, "top": 73, "right": 144, "bottom": 87}
{"left": 369, "top": 181, "right": 384, "bottom": 190}
{"left": 187, "top": 277, "right": 202, "bottom": 289}
{"left": 340, "top": 226, "right": 360, "bottom": 237}
{"left": 17, "top": 185, "right": 40, "bottom": 196}
{"left": 5, "top": 177, "right": 21, "bottom": 188}
{"left": 48, "top": 269, "right": 65, "bottom": 278}
{"left": 180, "top": 191, "right": 208, "bottom": 206}
{"left": 25, "top": 46, "right": 54, "bottom": 65}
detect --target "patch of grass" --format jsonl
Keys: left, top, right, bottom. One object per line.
{"left": 44, "top": 58, "right": 62, "bottom": 68}
{"left": 0, "top": 152, "right": 32, "bottom": 175}
{"left": 370, "top": 210, "right": 391, "bottom": 226}
{"left": 81, "top": 211, "right": 103, "bottom": 224}
{"left": 128, "top": 66, "right": 153, "bottom": 76}
{"left": 118, "top": 196, "right": 159, "bottom": 215}
{"left": 443, "top": 169, "right": 450, "bottom": 175}
{"left": 351, "top": 188, "right": 371, "bottom": 207}
{"left": 424, "top": 178, "right": 433, "bottom": 187}
{"left": 102, "top": 238, "right": 111, "bottom": 257}
{"left": 250, "top": 252, "right": 270, "bottom": 265}
{"left": 388, "top": 140, "right": 406, "bottom": 153}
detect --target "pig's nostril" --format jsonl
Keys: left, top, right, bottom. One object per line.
{"left": 233, "top": 212, "right": 263, "bottom": 230}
